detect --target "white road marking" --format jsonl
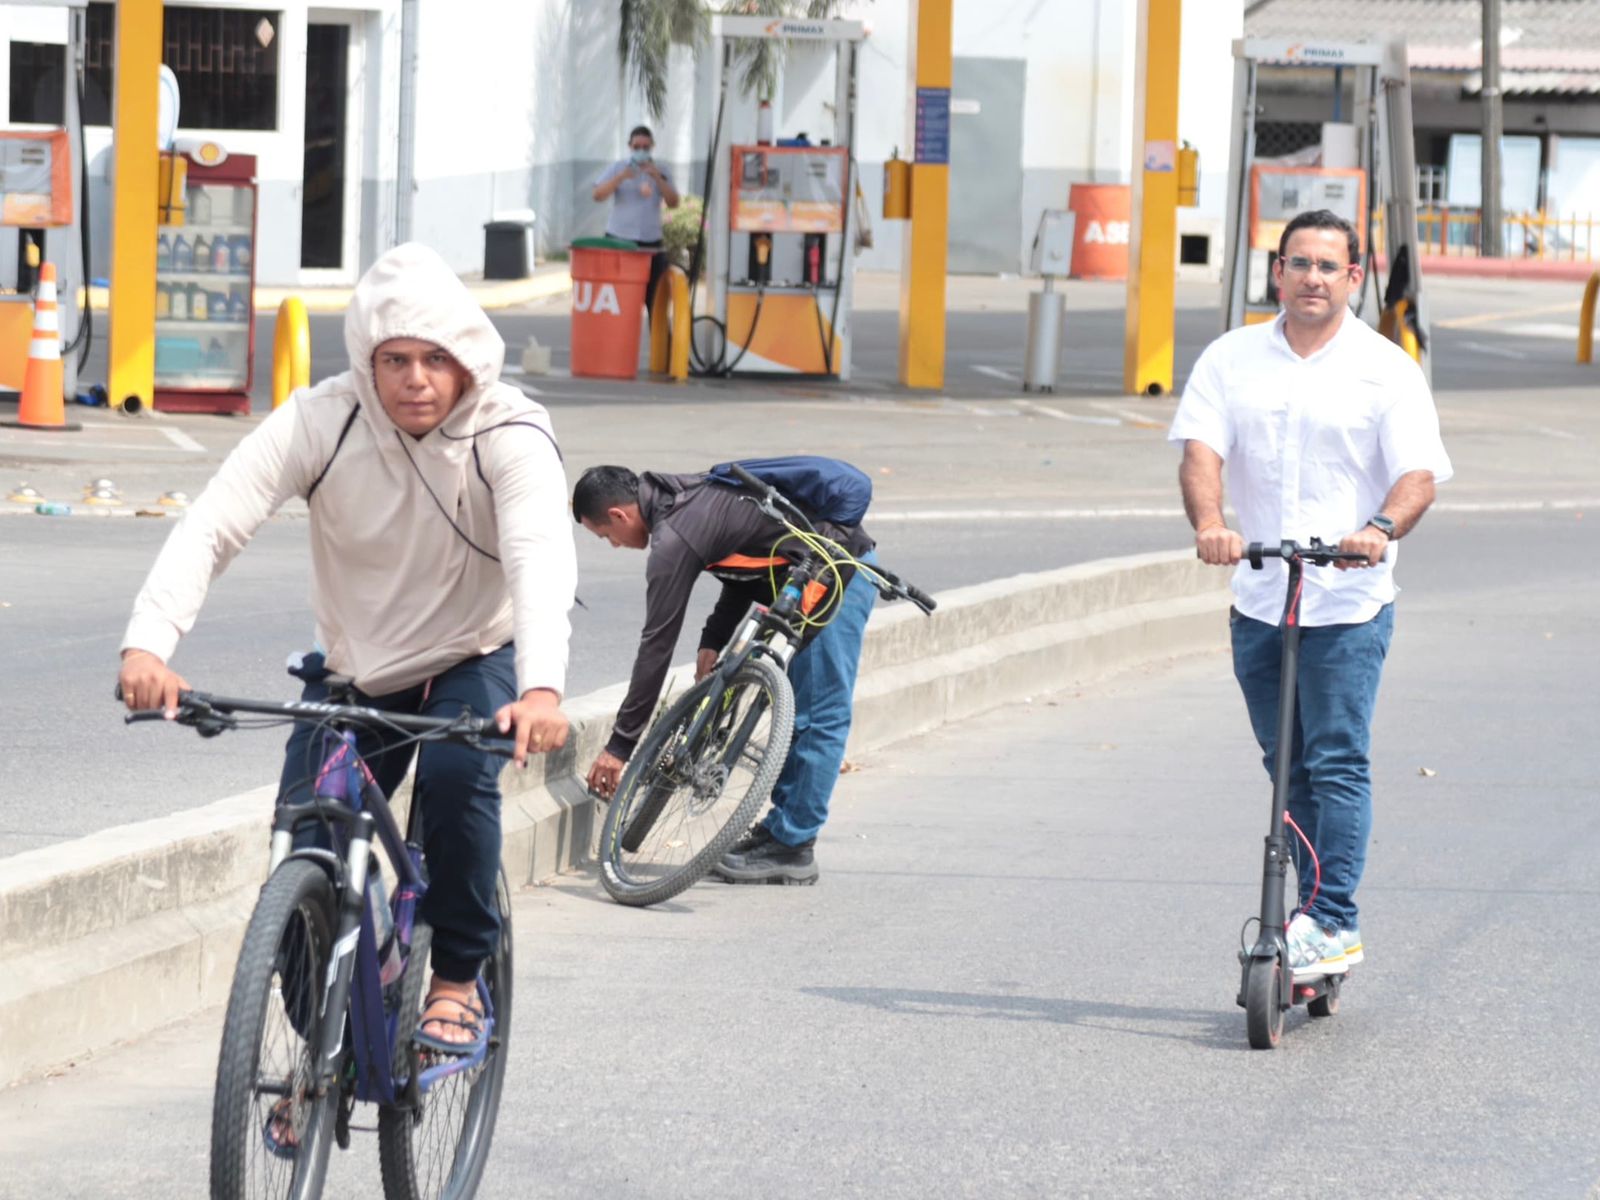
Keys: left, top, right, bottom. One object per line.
{"left": 1460, "top": 341, "right": 1529, "bottom": 360}
{"left": 868, "top": 497, "right": 1599, "bottom": 522}
{"left": 1499, "top": 322, "right": 1581, "bottom": 340}
{"left": 157, "top": 426, "right": 205, "bottom": 452}
{"left": 1530, "top": 425, "right": 1581, "bottom": 441}
{"left": 971, "top": 364, "right": 1021, "bottom": 384}
{"left": 964, "top": 404, "right": 998, "bottom": 416}
{"left": 1091, "top": 401, "right": 1169, "bottom": 429}
{"left": 0, "top": 436, "right": 185, "bottom": 453}
{"left": 1016, "top": 400, "right": 1121, "bottom": 426}
{"left": 516, "top": 380, "right": 546, "bottom": 397}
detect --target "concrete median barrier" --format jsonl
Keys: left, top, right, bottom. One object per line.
{"left": 0, "top": 550, "right": 1228, "bottom": 1086}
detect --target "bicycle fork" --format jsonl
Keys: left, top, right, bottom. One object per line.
{"left": 313, "top": 810, "right": 376, "bottom": 1094}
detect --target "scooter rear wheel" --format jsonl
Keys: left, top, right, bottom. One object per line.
{"left": 1308, "top": 975, "right": 1341, "bottom": 1018}
{"left": 1244, "top": 956, "right": 1285, "bottom": 1050}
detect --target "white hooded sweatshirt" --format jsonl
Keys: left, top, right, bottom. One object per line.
{"left": 122, "top": 243, "right": 576, "bottom": 698}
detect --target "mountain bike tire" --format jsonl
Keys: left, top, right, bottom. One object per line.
{"left": 210, "top": 859, "right": 339, "bottom": 1200}
{"left": 600, "top": 655, "right": 794, "bottom": 908}
{"left": 378, "top": 871, "right": 514, "bottom": 1200}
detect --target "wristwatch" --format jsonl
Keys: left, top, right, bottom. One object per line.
{"left": 1366, "top": 513, "right": 1396, "bottom": 539}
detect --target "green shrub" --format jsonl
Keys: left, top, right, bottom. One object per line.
{"left": 662, "top": 195, "right": 705, "bottom": 269}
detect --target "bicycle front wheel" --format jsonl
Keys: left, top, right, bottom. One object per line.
{"left": 378, "top": 871, "right": 513, "bottom": 1200}
{"left": 600, "top": 655, "right": 794, "bottom": 907}
{"left": 210, "top": 858, "right": 339, "bottom": 1200}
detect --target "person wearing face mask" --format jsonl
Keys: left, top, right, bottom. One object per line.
{"left": 592, "top": 125, "right": 681, "bottom": 319}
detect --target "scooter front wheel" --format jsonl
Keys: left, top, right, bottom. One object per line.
{"left": 1244, "top": 956, "right": 1285, "bottom": 1050}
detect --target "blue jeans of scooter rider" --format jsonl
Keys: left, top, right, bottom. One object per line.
{"left": 761, "top": 551, "right": 878, "bottom": 846}
{"left": 1230, "top": 604, "right": 1394, "bottom": 933}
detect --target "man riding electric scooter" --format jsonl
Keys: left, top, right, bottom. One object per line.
{"left": 1169, "top": 210, "right": 1452, "bottom": 1041}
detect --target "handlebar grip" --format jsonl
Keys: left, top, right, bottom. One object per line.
{"left": 727, "top": 463, "right": 768, "bottom": 492}
{"left": 905, "top": 584, "right": 938, "bottom": 613}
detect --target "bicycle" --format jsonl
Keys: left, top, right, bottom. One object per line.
{"left": 123, "top": 674, "right": 517, "bottom": 1200}
{"left": 597, "top": 462, "right": 937, "bottom": 907}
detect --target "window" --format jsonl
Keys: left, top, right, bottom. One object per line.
{"left": 9, "top": 42, "right": 66, "bottom": 125}
{"left": 82, "top": 4, "right": 279, "bottom": 131}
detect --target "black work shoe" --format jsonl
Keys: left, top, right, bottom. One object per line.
{"left": 710, "top": 836, "right": 818, "bottom": 885}
{"left": 727, "top": 824, "right": 776, "bottom": 856}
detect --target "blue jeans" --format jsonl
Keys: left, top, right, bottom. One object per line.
{"left": 277, "top": 644, "right": 514, "bottom": 983}
{"left": 763, "top": 554, "right": 877, "bottom": 847}
{"left": 1231, "top": 604, "right": 1394, "bottom": 932}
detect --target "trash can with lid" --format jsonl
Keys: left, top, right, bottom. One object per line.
{"left": 484, "top": 210, "right": 536, "bottom": 279}
{"left": 568, "top": 236, "right": 653, "bottom": 380}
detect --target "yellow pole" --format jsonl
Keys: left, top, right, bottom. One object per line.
{"left": 273, "top": 297, "right": 310, "bottom": 407}
{"left": 897, "top": 0, "right": 952, "bottom": 390}
{"left": 108, "top": 0, "right": 162, "bottom": 415}
{"left": 1578, "top": 271, "right": 1598, "bottom": 365}
{"left": 1123, "top": 0, "right": 1181, "bottom": 396}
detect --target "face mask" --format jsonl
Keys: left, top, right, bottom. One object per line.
{"left": 630, "top": 148, "right": 650, "bottom": 165}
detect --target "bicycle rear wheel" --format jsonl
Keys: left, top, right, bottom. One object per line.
{"left": 600, "top": 655, "right": 794, "bottom": 907}
{"left": 210, "top": 858, "right": 339, "bottom": 1200}
{"left": 378, "top": 871, "right": 514, "bottom": 1200}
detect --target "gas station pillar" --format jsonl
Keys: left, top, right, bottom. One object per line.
{"left": 1123, "top": 0, "right": 1181, "bottom": 397}
{"left": 897, "top": 0, "right": 952, "bottom": 390}
{"left": 108, "top": 0, "right": 162, "bottom": 415}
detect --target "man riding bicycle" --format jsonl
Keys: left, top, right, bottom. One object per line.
{"left": 118, "top": 242, "right": 576, "bottom": 1055}
{"left": 573, "top": 461, "right": 877, "bottom": 885}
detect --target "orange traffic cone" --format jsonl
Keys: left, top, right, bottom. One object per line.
{"left": 0, "top": 263, "right": 79, "bottom": 432}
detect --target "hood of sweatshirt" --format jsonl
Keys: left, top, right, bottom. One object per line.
{"left": 342, "top": 241, "right": 507, "bottom": 453}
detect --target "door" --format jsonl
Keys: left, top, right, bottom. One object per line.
{"left": 948, "top": 57, "right": 1026, "bottom": 275}
{"left": 301, "top": 22, "right": 350, "bottom": 270}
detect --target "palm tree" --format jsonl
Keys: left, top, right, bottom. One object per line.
{"left": 619, "top": 0, "right": 860, "bottom": 120}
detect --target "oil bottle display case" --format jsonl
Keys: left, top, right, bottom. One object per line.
{"left": 154, "top": 152, "right": 257, "bottom": 414}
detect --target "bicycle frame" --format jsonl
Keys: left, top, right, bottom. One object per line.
{"left": 268, "top": 725, "right": 494, "bottom": 1110}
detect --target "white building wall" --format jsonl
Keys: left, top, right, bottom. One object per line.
{"left": 2, "top": 0, "right": 1242, "bottom": 286}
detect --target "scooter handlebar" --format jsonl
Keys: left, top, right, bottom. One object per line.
{"left": 1246, "top": 539, "right": 1381, "bottom": 570}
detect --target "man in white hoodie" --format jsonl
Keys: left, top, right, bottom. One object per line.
{"left": 118, "top": 243, "right": 576, "bottom": 1052}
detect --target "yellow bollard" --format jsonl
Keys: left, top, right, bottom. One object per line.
{"left": 648, "top": 266, "right": 690, "bottom": 382}
{"left": 272, "top": 296, "right": 310, "bottom": 408}
{"left": 1578, "top": 271, "right": 1599, "bottom": 365}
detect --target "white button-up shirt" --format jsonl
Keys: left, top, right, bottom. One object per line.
{"left": 1169, "top": 310, "right": 1453, "bottom": 627}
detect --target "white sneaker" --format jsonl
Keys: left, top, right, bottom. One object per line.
{"left": 1286, "top": 912, "right": 1349, "bottom": 979}
{"left": 1341, "top": 926, "right": 1364, "bottom": 967}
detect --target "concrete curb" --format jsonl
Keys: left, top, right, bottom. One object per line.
{"left": 0, "top": 550, "right": 1229, "bottom": 1087}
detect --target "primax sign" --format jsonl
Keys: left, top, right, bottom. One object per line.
{"left": 1236, "top": 38, "right": 1386, "bottom": 68}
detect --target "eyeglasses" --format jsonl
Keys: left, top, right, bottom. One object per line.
{"left": 1282, "top": 255, "right": 1352, "bottom": 277}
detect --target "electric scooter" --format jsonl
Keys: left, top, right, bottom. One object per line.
{"left": 1236, "top": 537, "right": 1375, "bottom": 1050}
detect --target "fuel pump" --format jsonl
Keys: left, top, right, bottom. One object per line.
{"left": 1223, "top": 38, "right": 1430, "bottom": 380}
{"left": 691, "top": 16, "right": 866, "bottom": 379}
{"left": 1, "top": 0, "right": 89, "bottom": 405}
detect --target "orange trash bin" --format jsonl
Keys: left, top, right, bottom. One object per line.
{"left": 1067, "top": 184, "right": 1132, "bottom": 280}
{"left": 569, "top": 243, "right": 654, "bottom": 380}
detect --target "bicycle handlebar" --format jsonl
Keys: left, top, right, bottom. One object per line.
{"left": 120, "top": 687, "right": 514, "bottom": 752}
{"left": 1247, "top": 539, "right": 1380, "bottom": 570}
{"left": 723, "top": 465, "right": 937, "bottom": 616}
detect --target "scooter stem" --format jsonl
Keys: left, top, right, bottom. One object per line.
{"left": 1259, "top": 550, "right": 1305, "bottom": 933}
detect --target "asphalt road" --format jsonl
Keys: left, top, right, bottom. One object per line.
{"left": 3, "top": 273, "right": 1598, "bottom": 854}
{"left": 3, "top": 508, "right": 1596, "bottom": 1198}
